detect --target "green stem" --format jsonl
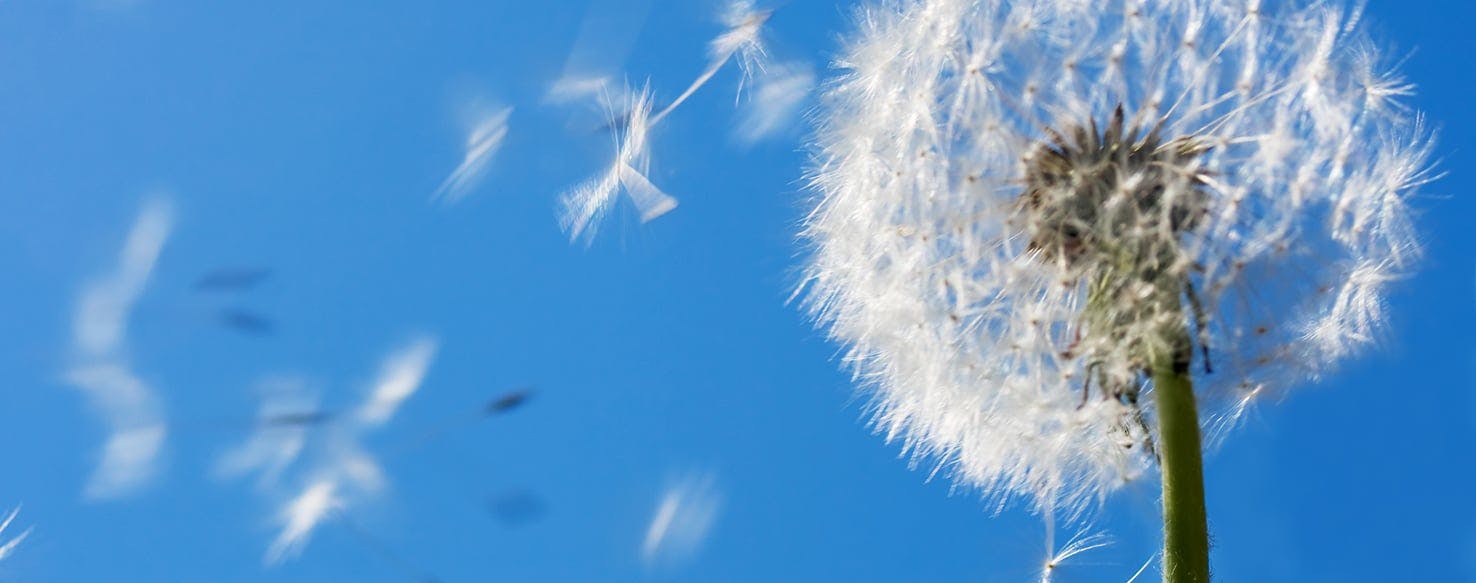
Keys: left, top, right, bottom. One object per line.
{"left": 1153, "top": 357, "right": 1210, "bottom": 582}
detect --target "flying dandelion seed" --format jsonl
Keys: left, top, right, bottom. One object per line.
{"left": 559, "top": 87, "right": 678, "bottom": 243}
{"left": 558, "top": 1, "right": 781, "bottom": 242}
{"left": 217, "top": 307, "right": 276, "bottom": 336}
{"left": 0, "top": 506, "right": 31, "bottom": 562}
{"left": 431, "top": 106, "right": 512, "bottom": 204}
{"left": 549, "top": 0, "right": 654, "bottom": 106}
{"left": 649, "top": 0, "right": 773, "bottom": 125}
{"left": 1125, "top": 552, "right": 1161, "bottom": 583}
{"left": 217, "top": 337, "right": 439, "bottom": 564}
{"left": 484, "top": 387, "right": 533, "bottom": 415}
{"left": 641, "top": 471, "right": 722, "bottom": 569}
{"left": 193, "top": 267, "right": 271, "bottom": 292}
{"left": 1039, "top": 522, "right": 1114, "bottom": 583}
{"left": 214, "top": 377, "right": 320, "bottom": 488}
{"left": 800, "top": 0, "right": 1433, "bottom": 524}
{"left": 265, "top": 479, "right": 341, "bottom": 564}
{"left": 735, "top": 59, "right": 814, "bottom": 145}
{"left": 546, "top": 75, "right": 625, "bottom": 110}
{"left": 260, "top": 337, "right": 437, "bottom": 564}
{"left": 357, "top": 337, "right": 439, "bottom": 427}
{"left": 380, "top": 387, "right": 536, "bottom": 457}
{"left": 66, "top": 199, "right": 173, "bottom": 500}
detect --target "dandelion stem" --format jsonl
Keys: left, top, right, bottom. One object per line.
{"left": 1153, "top": 353, "right": 1210, "bottom": 583}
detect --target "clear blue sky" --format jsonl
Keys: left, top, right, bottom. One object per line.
{"left": 0, "top": 1, "right": 1472, "bottom": 581}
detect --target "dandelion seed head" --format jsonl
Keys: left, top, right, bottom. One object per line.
{"left": 801, "top": 0, "right": 1432, "bottom": 512}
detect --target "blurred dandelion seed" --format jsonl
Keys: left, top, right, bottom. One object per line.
{"left": 214, "top": 377, "right": 320, "bottom": 488}
{"left": 735, "top": 60, "right": 814, "bottom": 144}
{"left": 387, "top": 387, "right": 536, "bottom": 456}
{"left": 262, "top": 411, "right": 334, "bottom": 427}
{"left": 551, "top": 0, "right": 654, "bottom": 105}
{"left": 192, "top": 267, "right": 271, "bottom": 292}
{"left": 218, "top": 338, "right": 439, "bottom": 564}
{"left": 266, "top": 482, "right": 438, "bottom": 581}
{"left": 66, "top": 198, "right": 173, "bottom": 500}
{"left": 0, "top": 506, "right": 31, "bottom": 562}
{"left": 217, "top": 307, "right": 276, "bottom": 336}
{"left": 358, "top": 337, "right": 438, "bottom": 427}
{"left": 263, "top": 337, "right": 437, "bottom": 564}
{"left": 432, "top": 106, "right": 512, "bottom": 204}
{"left": 547, "top": 75, "right": 625, "bottom": 109}
{"left": 1125, "top": 552, "right": 1161, "bottom": 583}
{"left": 484, "top": 387, "right": 533, "bottom": 415}
{"left": 265, "top": 479, "right": 341, "bottom": 564}
{"left": 641, "top": 471, "right": 722, "bottom": 569}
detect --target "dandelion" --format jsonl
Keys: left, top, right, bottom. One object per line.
{"left": 799, "top": 0, "right": 1433, "bottom": 580}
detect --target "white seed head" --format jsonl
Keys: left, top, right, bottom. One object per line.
{"left": 800, "top": 0, "right": 1433, "bottom": 512}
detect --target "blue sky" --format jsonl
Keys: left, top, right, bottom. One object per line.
{"left": 0, "top": 1, "right": 1472, "bottom": 581}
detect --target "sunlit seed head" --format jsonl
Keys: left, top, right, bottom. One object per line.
{"left": 800, "top": 0, "right": 1434, "bottom": 512}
